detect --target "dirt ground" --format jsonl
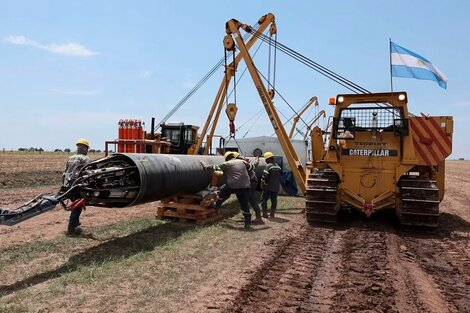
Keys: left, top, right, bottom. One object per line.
{"left": 0, "top": 154, "right": 469, "bottom": 312}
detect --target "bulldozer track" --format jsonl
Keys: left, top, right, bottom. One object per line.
{"left": 399, "top": 177, "right": 440, "bottom": 228}
{"left": 330, "top": 225, "right": 398, "bottom": 312}
{"left": 398, "top": 232, "right": 470, "bottom": 312}
{"left": 305, "top": 169, "right": 339, "bottom": 224}
{"left": 222, "top": 226, "right": 335, "bottom": 312}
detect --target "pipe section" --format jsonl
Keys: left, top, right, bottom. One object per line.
{"left": 77, "top": 153, "right": 265, "bottom": 208}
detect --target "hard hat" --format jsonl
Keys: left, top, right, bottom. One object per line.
{"left": 76, "top": 138, "right": 90, "bottom": 148}
{"left": 224, "top": 151, "right": 234, "bottom": 160}
{"left": 232, "top": 152, "right": 240, "bottom": 158}
{"left": 264, "top": 151, "right": 274, "bottom": 159}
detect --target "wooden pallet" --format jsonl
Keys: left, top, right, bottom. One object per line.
{"left": 157, "top": 193, "right": 222, "bottom": 225}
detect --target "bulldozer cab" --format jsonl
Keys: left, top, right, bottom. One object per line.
{"left": 328, "top": 92, "right": 410, "bottom": 160}
{"left": 160, "top": 123, "right": 199, "bottom": 154}
{"left": 334, "top": 107, "right": 409, "bottom": 140}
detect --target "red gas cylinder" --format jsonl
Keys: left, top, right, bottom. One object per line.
{"left": 133, "top": 119, "right": 138, "bottom": 140}
{"left": 118, "top": 120, "right": 124, "bottom": 153}
{"left": 122, "top": 119, "right": 128, "bottom": 139}
{"left": 123, "top": 119, "right": 129, "bottom": 153}
{"left": 128, "top": 120, "right": 135, "bottom": 153}
{"left": 136, "top": 120, "right": 142, "bottom": 152}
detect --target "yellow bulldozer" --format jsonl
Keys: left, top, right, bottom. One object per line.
{"left": 306, "top": 92, "right": 453, "bottom": 227}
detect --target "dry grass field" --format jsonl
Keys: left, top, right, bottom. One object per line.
{"left": 0, "top": 152, "right": 468, "bottom": 313}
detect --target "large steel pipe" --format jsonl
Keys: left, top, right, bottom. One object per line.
{"left": 128, "top": 153, "right": 223, "bottom": 205}
{"left": 80, "top": 153, "right": 265, "bottom": 208}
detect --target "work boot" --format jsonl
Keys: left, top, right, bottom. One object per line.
{"left": 244, "top": 223, "right": 252, "bottom": 230}
{"left": 270, "top": 208, "right": 276, "bottom": 218}
{"left": 67, "top": 222, "right": 81, "bottom": 236}
{"left": 252, "top": 217, "right": 264, "bottom": 225}
{"left": 66, "top": 227, "right": 81, "bottom": 236}
{"left": 262, "top": 212, "right": 269, "bottom": 218}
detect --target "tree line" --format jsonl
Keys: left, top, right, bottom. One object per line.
{"left": 16, "top": 148, "right": 103, "bottom": 153}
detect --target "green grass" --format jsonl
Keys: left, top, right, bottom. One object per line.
{"left": 0, "top": 196, "right": 306, "bottom": 312}
{"left": 0, "top": 303, "right": 28, "bottom": 313}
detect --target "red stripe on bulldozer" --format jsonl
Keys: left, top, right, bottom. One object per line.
{"left": 411, "top": 136, "right": 433, "bottom": 165}
{"left": 410, "top": 119, "right": 439, "bottom": 165}
{"left": 427, "top": 117, "right": 452, "bottom": 150}
{"left": 414, "top": 118, "right": 447, "bottom": 158}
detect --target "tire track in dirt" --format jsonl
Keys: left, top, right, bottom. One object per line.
{"left": 387, "top": 231, "right": 453, "bottom": 313}
{"left": 399, "top": 228, "right": 470, "bottom": 313}
{"left": 330, "top": 224, "right": 397, "bottom": 313}
{"left": 222, "top": 225, "right": 335, "bottom": 312}
{"left": 301, "top": 229, "right": 345, "bottom": 312}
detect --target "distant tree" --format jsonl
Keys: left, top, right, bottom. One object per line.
{"left": 29, "top": 147, "right": 35, "bottom": 152}
{"left": 89, "top": 149, "right": 96, "bottom": 153}
{"left": 18, "top": 148, "right": 27, "bottom": 151}
{"left": 64, "top": 148, "right": 71, "bottom": 153}
{"left": 54, "top": 149, "right": 63, "bottom": 152}
{"left": 96, "top": 149, "right": 102, "bottom": 153}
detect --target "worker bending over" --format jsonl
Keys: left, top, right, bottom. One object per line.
{"left": 233, "top": 152, "right": 264, "bottom": 224}
{"left": 202, "top": 151, "right": 253, "bottom": 229}
{"left": 61, "top": 138, "right": 91, "bottom": 235}
{"left": 260, "top": 152, "right": 282, "bottom": 218}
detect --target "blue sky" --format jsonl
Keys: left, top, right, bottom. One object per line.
{"left": 1, "top": 1, "right": 469, "bottom": 158}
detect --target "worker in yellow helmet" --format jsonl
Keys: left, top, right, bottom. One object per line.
{"left": 202, "top": 150, "right": 253, "bottom": 229}
{"left": 233, "top": 151, "right": 264, "bottom": 224}
{"left": 60, "top": 138, "right": 91, "bottom": 235}
{"left": 260, "top": 152, "right": 282, "bottom": 218}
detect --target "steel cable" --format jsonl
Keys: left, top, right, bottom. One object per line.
{"left": 154, "top": 22, "right": 262, "bottom": 132}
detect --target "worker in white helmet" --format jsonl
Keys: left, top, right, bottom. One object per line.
{"left": 61, "top": 138, "right": 91, "bottom": 235}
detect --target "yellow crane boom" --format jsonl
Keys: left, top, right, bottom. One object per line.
{"left": 190, "top": 13, "right": 276, "bottom": 155}
{"left": 289, "top": 96, "right": 318, "bottom": 139}
{"left": 224, "top": 15, "right": 307, "bottom": 193}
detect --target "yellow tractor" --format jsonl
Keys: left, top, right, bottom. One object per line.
{"left": 306, "top": 92, "right": 453, "bottom": 227}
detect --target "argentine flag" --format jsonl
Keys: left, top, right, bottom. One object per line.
{"left": 391, "top": 42, "right": 448, "bottom": 89}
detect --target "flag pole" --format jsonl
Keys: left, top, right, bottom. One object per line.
{"left": 389, "top": 38, "right": 394, "bottom": 92}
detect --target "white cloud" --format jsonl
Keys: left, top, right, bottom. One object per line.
{"left": 452, "top": 101, "right": 470, "bottom": 108}
{"left": 183, "top": 79, "right": 196, "bottom": 89}
{"left": 137, "top": 70, "right": 151, "bottom": 78}
{"left": 50, "top": 89, "right": 101, "bottom": 96}
{"left": 3, "top": 35, "right": 98, "bottom": 57}
{"left": 122, "top": 70, "right": 152, "bottom": 80}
